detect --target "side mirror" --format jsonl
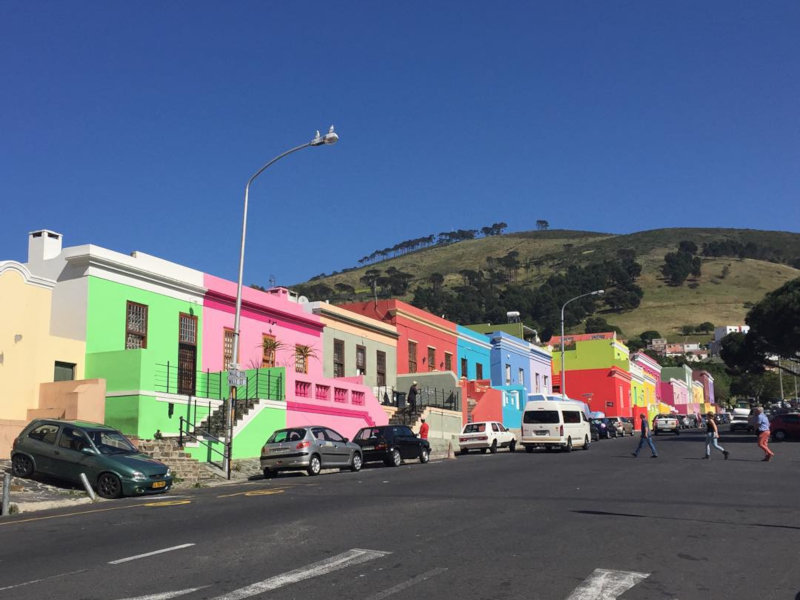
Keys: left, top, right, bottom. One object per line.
{"left": 343, "top": 438, "right": 349, "bottom": 443}
{"left": 80, "top": 446, "right": 96, "bottom": 455}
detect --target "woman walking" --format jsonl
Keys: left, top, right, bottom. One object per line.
{"left": 704, "top": 412, "right": 729, "bottom": 460}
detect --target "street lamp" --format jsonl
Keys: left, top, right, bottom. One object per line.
{"left": 225, "top": 126, "right": 339, "bottom": 477}
{"left": 559, "top": 289, "right": 604, "bottom": 400}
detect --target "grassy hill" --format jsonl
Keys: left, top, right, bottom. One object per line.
{"left": 292, "top": 228, "right": 800, "bottom": 342}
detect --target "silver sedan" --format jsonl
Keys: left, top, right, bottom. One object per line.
{"left": 260, "top": 426, "right": 363, "bottom": 478}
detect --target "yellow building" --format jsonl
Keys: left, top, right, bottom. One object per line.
{"left": 0, "top": 258, "right": 98, "bottom": 457}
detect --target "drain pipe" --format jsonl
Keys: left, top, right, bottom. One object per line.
{"left": 1, "top": 473, "right": 10, "bottom": 516}
{"left": 79, "top": 473, "right": 97, "bottom": 502}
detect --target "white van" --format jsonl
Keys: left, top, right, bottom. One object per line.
{"left": 521, "top": 399, "right": 591, "bottom": 452}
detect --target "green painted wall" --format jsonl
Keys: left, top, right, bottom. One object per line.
{"left": 558, "top": 339, "right": 630, "bottom": 372}
{"left": 85, "top": 276, "right": 203, "bottom": 369}
{"left": 84, "top": 277, "right": 205, "bottom": 437}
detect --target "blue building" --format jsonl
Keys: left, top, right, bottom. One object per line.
{"left": 456, "top": 325, "right": 491, "bottom": 381}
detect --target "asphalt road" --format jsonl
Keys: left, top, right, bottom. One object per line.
{"left": 1, "top": 429, "right": 798, "bottom": 600}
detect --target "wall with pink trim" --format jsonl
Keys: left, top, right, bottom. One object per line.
{"left": 202, "top": 276, "right": 324, "bottom": 374}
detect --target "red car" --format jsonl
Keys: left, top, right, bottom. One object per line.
{"left": 770, "top": 413, "right": 800, "bottom": 442}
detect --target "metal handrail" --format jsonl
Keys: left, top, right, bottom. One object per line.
{"left": 179, "top": 417, "right": 226, "bottom": 470}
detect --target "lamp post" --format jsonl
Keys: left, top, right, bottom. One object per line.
{"left": 559, "top": 289, "right": 604, "bottom": 400}
{"left": 224, "top": 126, "right": 339, "bottom": 477}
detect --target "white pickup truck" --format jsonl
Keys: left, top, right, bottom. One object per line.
{"left": 653, "top": 414, "right": 680, "bottom": 435}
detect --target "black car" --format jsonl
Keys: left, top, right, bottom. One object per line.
{"left": 591, "top": 418, "right": 618, "bottom": 439}
{"left": 589, "top": 420, "right": 601, "bottom": 441}
{"left": 352, "top": 425, "right": 430, "bottom": 467}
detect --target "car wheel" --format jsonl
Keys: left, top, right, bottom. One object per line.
{"left": 563, "top": 437, "right": 573, "bottom": 453}
{"left": 583, "top": 435, "right": 590, "bottom": 450}
{"left": 525, "top": 445, "right": 534, "bottom": 453}
{"left": 459, "top": 448, "right": 469, "bottom": 455}
{"left": 509, "top": 440, "right": 517, "bottom": 453}
{"left": 96, "top": 472, "right": 122, "bottom": 499}
{"left": 307, "top": 454, "right": 322, "bottom": 476}
{"left": 263, "top": 468, "right": 274, "bottom": 479}
{"left": 480, "top": 448, "right": 488, "bottom": 454}
{"left": 490, "top": 440, "right": 498, "bottom": 454}
{"left": 419, "top": 448, "right": 430, "bottom": 463}
{"left": 11, "top": 454, "right": 34, "bottom": 478}
{"left": 389, "top": 448, "right": 402, "bottom": 467}
{"left": 350, "top": 452, "right": 363, "bottom": 472}
{"left": 773, "top": 430, "right": 787, "bottom": 442}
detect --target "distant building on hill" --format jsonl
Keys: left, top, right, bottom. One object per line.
{"left": 710, "top": 325, "right": 750, "bottom": 356}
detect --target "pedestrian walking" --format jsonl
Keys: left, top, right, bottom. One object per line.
{"left": 632, "top": 413, "right": 658, "bottom": 458}
{"left": 703, "top": 412, "right": 729, "bottom": 460}
{"left": 419, "top": 417, "right": 429, "bottom": 440}
{"left": 754, "top": 406, "right": 774, "bottom": 462}
{"left": 407, "top": 381, "right": 418, "bottom": 415}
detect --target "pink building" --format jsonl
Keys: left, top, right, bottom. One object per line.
{"left": 202, "top": 277, "right": 387, "bottom": 439}
{"left": 659, "top": 379, "right": 690, "bottom": 414}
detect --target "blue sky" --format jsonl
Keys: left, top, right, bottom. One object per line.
{"left": 2, "top": 2, "right": 798, "bottom": 287}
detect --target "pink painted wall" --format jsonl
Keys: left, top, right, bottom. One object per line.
{"left": 202, "top": 277, "right": 324, "bottom": 374}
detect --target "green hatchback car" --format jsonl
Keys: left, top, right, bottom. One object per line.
{"left": 11, "top": 419, "right": 172, "bottom": 499}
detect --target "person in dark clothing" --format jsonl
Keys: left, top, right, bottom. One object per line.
{"left": 407, "top": 381, "right": 418, "bottom": 414}
{"left": 704, "top": 411, "right": 729, "bottom": 459}
{"left": 632, "top": 413, "right": 658, "bottom": 458}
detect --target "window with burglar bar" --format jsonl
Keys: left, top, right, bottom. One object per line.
{"left": 125, "top": 301, "right": 148, "bottom": 349}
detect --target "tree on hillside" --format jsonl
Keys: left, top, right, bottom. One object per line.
{"left": 640, "top": 330, "right": 662, "bottom": 342}
{"left": 725, "top": 278, "right": 800, "bottom": 375}
{"left": 585, "top": 317, "right": 621, "bottom": 335}
{"left": 536, "top": 220, "right": 549, "bottom": 230}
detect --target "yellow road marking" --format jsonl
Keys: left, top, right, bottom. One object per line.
{"left": 217, "top": 488, "right": 285, "bottom": 498}
{"left": 142, "top": 499, "right": 192, "bottom": 507}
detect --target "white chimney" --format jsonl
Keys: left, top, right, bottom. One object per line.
{"left": 28, "top": 230, "right": 63, "bottom": 262}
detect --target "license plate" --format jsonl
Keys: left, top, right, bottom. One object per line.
{"left": 152, "top": 481, "right": 166, "bottom": 489}
{"left": 535, "top": 430, "right": 548, "bottom": 436}
{"left": 362, "top": 446, "right": 374, "bottom": 451}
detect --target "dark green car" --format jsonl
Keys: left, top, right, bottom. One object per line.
{"left": 11, "top": 419, "right": 172, "bottom": 499}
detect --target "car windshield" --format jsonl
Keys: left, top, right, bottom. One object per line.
{"left": 463, "top": 423, "right": 486, "bottom": 433}
{"left": 523, "top": 411, "right": 559, "bottom": 424}
{"left": 87, "top": 430, "right": 138, "bottom": 455}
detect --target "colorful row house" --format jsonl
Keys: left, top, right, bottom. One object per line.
{"left": 0, "top": 231, "right": 387, "bottom": 459}
{"left": 550, "top": 332, "right": 632, "bottom": 418}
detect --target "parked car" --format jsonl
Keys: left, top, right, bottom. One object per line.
{"left": 459, "top": 421, "right": 517, "bottom": 454}
{"left": 589, "top": 420, "right": 600, "bottom": 441}
{"left": 352, "top": 425, "right": 430, "bottom": 466}
{"left": 653, "top": 415, "right": 680, "bottom": 435}
{"left": 590, "top": 418, "right": 613, "bottom": 439}
{"left": 730, "top": 414, "right": 754, "bottom": 432}
{"left": 769, "top": 413, "right": 800, "bottom": 442}
{"left": 11, "top": 419, "right": 173, "bottom": 499}
{"left": 609, "top": 417, "right": 633, "bottom": 436}
{"left": 260, "top": 426, "right": 362, "bottom": 478}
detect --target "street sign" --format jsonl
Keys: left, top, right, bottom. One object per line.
{"left": 228, "top": 368, "right": 247, "bottom": 387}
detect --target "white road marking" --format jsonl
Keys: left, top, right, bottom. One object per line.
{"left": 210, "top": 548, "right": 391, "bottom": 600}
{"left": 108, "top": 543, "right": 196, "bottom": 565}
{"left": 365, "top": 567, "right": 448, "bottom": 600}
{"left": 116, "top": 588, "right": 207, "bottom": 600}
{"left": 0, "top": 569, "right": 87, "bottom": 592}
{"left": 566, "top": 568, "right": 649, "bottom": 599}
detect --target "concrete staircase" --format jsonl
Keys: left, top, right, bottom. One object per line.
{"left": 137, "top": 439, "right": 225, "bottom": 486}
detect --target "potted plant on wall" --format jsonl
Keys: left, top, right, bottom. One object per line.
{"left": 260, "top": 337, "right": 284, "bottom": 368}
{"left": 294, "top": 344, "right": 317, "bottom": 374}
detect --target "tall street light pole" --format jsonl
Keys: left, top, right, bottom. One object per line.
{"left": 225, "top": 126, "right": 339, "bottom": 477}
{"left": 560, "top": 289, "right": 604, "bottom": 401}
